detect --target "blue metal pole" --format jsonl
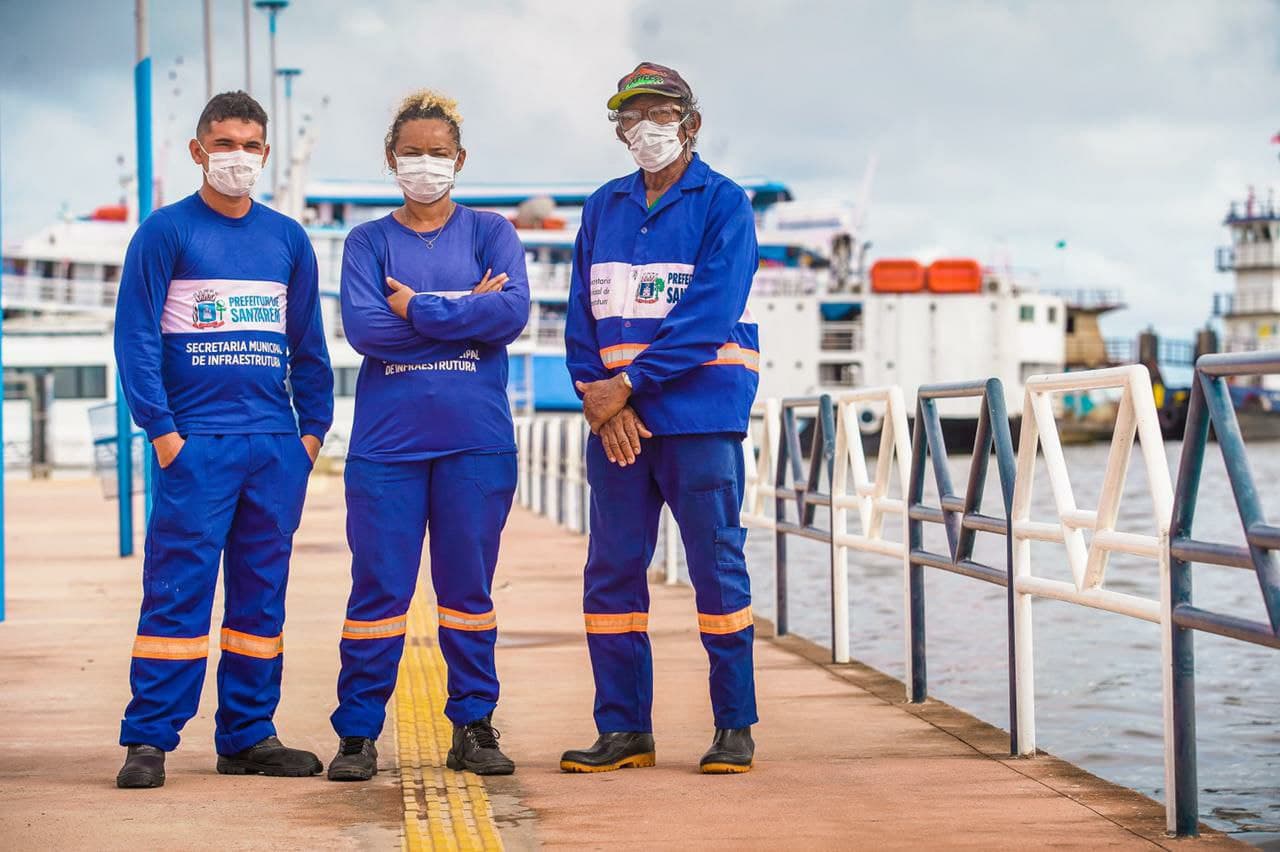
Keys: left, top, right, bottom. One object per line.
{"left": 117, "top": 2, "right": 152, "bottom": 557}
{"left": 774, "top": 407, "right": 793, "bottom": 637}
{"left": 906, "top": 397, "right": 928, "bottom": 702}
{"left": 0, "top": 107, "right": 6, "bottom": 621}
{"left": 1169, "top": 370, "right": 1211, "bottom": 837}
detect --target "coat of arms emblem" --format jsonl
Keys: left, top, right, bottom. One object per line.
{"left": 635, "top": 273, "right": 665, "bottom": 304}
{"left": 191, "top": 287, "right": 226, "bottom": 329}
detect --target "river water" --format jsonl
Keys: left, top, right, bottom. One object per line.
{"left": 666, "top": 440, "right": 1278, "bottom": 845}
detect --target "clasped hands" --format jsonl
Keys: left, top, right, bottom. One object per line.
{"left": 385, "top": 268, "right": 508, "bottom": 320}
{"left": 576, "top": 373, "right": 652, "bottom": 467}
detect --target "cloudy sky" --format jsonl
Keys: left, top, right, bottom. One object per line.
{"left": 2, "top": 0, "right": 1277, "bottom": 337}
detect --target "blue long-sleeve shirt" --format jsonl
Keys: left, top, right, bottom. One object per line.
{"left": 340, "top": 207, "right": 530, "bottom": 461}
{"left": 565, "top": 154, "right": 760, "bottom": 435}
{"left": 113, "top": 192, "right": 334, "bottom": 441}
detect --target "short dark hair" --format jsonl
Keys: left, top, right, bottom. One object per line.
{"left": 197, "top": 91, "right": 268, "bottom": 137}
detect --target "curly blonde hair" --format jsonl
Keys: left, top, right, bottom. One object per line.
{"left": 385, "top": 89, "right": 463, "bottom": 152}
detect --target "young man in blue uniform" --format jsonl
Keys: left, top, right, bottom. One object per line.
{"left": 561, "top": 63, "right": 760, "bottom": 774}
{"left": 113, "top": 91, "right": 334, "bottom": 788}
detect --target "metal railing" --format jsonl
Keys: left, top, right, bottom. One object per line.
{"left": 1011, "top": 365, "right": 1176, "bottom": 829}
{"left": 513, "top": 414, "right": 680, "bottom": 584}
{"left": 1169, "top": 351, "right": 1280, "bottom": 836}
{"left": 906, "top": 379, "right": 1018, "bottom": 751}
{"left": 513, "top": 360, "right": 1277, "bottom": 836}
{"left": 742, "top": 388, "right": 910, "bottom": 663}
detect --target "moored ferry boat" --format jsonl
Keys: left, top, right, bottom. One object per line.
{"left": 2, "top": 176, "right": 1066, "bottom": 468}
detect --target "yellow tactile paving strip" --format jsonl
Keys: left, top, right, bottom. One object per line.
{"left": 393, "top": 589, "right": 504, "bottom": 852}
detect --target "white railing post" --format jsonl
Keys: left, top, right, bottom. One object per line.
{"left": 827, "top": 387, "right": 911, "bottom": 668}
{"left": 663, "top": 506, "right": 679, "bottom": 585}
{"left": 514, "top": 417, "right": 530, "bottom": 509}
{"left": 564, "top": 416, "right": 583, "bottom": 531}
{"left": 530, "top": 418, "right": 545, "bottom": 516}
{"left": 546, "top": 417, "right": 562, "bottom": 526}
{"left": 831, "top": 400, "right": 852, "bottom": 664}
{"left": 1011, "top": 389, "right": 1039, "bottom": 756}
{"left": 1009, "top": 364, "right": 1174, "bottom": 829}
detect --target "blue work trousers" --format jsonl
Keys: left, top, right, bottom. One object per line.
{"left": 120, "top": 433, "right": 312, "bottom": 754}
{"left": 584, "top": 432, "right": 758, "bottom": 733}
{"left": 331, "top": 451, "right": 517, "bottom": 738}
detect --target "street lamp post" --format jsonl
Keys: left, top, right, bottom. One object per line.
{"left": 277, "top": 67, "right": 301, "bottom": 191}
{"left": 242, "top": 0, "right": 252, "bottom": 94}
{"left": 253, "top": 0, "right": 289, "bottom": 197}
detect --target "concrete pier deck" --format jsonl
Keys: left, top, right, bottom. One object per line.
{"left": 0, "top": 477, "right": 1239, "bottom": 850}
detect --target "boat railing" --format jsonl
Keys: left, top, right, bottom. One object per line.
{"left": 750, "top": 267, "right": 830, "bottom": 297}
{"left": 2, "top": 274, "right": 118, "bottom": 316}
{"left": 526, "top": 263, "right": 572, "bottom": 297}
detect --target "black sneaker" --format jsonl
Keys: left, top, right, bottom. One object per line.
{"left": 446, "top": 716, "right": 515, "bottom": 776}
{"left": 559, "top": 732, "right": 656, "bottom": 773}
{"left": 699, "top": 727, "right": 754, "bottom": 774}
{"left": 116, "top": 744, "right": 166, "bottom": 788}
{"left": 327, "top": 736, "right": 378, "bottom": 782}
{"left": 216, "top": 735, "right": 323, "bottom": 777}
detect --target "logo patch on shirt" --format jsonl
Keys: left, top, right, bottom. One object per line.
{"left": 191, "top": 288, "right": 226, "bottom": 329}
{"left": 635, "top": 273, "right": 665, "bottom": 304}
{"left": 163, "top": 279, "right": 288, "bottom": 336}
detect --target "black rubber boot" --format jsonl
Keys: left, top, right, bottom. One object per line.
{"left": 327, "top": 736, "right": 378, "bottom": 782}
{"left": 446, "top": 716, "right": 515, "bottom": 776}
{"left": 116, "top": 744, "right": 166, "bottom": 788}
{"left": 216, "top": 735, "right": 323, "bottom": 777}
{"left": 699, "top": 727, "right": 754, "bottom": 774}
{"left": 560, "top": 732, "right": 656, "bottom": 773}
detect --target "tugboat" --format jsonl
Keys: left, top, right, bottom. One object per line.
{"left": 1211, "top": 184, "right": 1280, "bottom": 439}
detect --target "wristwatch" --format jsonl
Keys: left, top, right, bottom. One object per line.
{"left": 620, "top": 371, "right": 633, "bottom": 390}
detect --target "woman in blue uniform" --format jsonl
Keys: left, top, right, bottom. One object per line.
{"left": 326, "top": 90, "right": 529, "bottom": 780}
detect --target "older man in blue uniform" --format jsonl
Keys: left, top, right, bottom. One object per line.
{"left": 561, "top": 63, "right": 760, "bottom": 774}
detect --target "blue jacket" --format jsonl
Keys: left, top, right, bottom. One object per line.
{"left": 114, "top": 192, "right": 334, "bottom": 441}
{"left": 565, "top": 155, "right": 760, "bottom": 435}
{"left": 340, "top": 208, "right": 530, "bottom": 461}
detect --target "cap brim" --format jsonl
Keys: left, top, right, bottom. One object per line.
{"left": 607, "top": 87, "right": 680, "bottom": 111}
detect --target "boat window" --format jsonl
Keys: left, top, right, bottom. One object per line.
{"left": 1019, "top": 305, "right": 1035, "bottom": 322}
{"left": 1047, "top": 306, "right": 1058, "bottom": 323}
{"left": 70, "top": 262, "right": 100, "bottom": 281}
{"left": 4, "top": 365, "right": 107, "bottom": 399}
{"left": 1020, "top": 362, "right": 1059, "bottom": 382}
{"left": 334, "top": 366, "right": 359, "bottom": 397}
{"left": 1065, "top": 316, "right": 1076, "bottom": 334}
{"left": 818, "top": 362, "right": 861, "bottom": 387}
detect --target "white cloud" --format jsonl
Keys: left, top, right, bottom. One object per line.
{"left": 3, "top": 0, "right": 1277, "bottom": 342}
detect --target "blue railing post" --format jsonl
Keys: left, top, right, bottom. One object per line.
{"left": 0, "top": 121, "right": 5, "bottom": 622}
{"left": 1169, "top": 372, "right": 1208, "bottom": 837}
{"left": 117, "top": 0, "right": 153, "bottom": 558}
{"left": 905, "top": 379, "right": 1018, "bottom": 753}
{"left": 1168, "top": 351, "right": 1280, "bottom": 836}
{"left": 985, "top": 380, "right": 1019, "bottom": 755}
{"left": 773, "top": 406, "right": 795, "bottom": 637}
{"left": 906, "top": 395, "right": 929, "bottom": 703}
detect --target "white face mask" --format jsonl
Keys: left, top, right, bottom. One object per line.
{"left": 624, "top": 119, "right": 687, "bottom": 173}
{"left": 394, "top": 154, "right": 458, "bottom": 204}
{"left": 198, "top": 143, "right": 263, "bottom": 197}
